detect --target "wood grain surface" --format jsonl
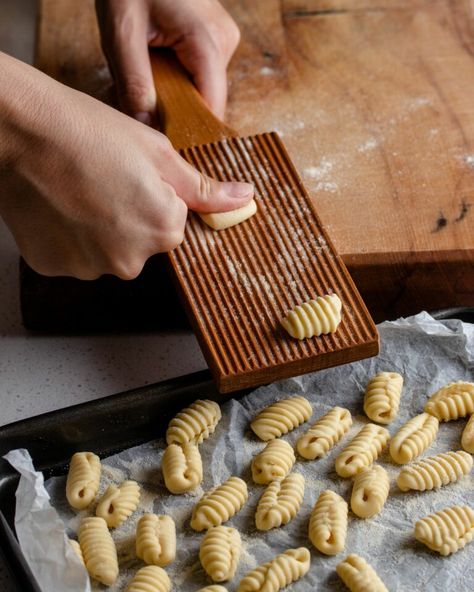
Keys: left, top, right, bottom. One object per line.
{"left": 34, "top": 0, "right": 474, "bottom": 320}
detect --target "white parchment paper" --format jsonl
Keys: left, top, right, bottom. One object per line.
{"left": 8, "top": 312, "right": 474, "bottom": 590}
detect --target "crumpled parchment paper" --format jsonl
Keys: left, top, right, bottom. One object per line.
{"left": 7, "top": 312, "right": 474, "bottom": 591}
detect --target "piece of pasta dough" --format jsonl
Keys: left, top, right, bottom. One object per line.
{"left": 389, "top": 413, "right": 439, "bottom": 465}
{"left": 96, "top": 480, "right": 140, "bottom": 528}
{"left": 250, "top": 396, "right": 312, "bottom": 441}
{"left": 136, "top": 514, "right": 176, "bottom": 567}
{"left": 350, "top": 465, "right": 390, "bottom": 519}
{"left": 308, "top": 489, "right": 348, "bottom": 556}
{"left": 199, "top": 199, "right": 257, "bottom": 231}
{"left": 197, "top": 587, "right": 228, "bottom": 592}
{"left": 462, "top": 414, "right": 474, "bottom": 453}
{"left": 125, "top": 565, "right": 171, "bottom": 592}
{"left": 251, "top": 439, "right": 296, "bottom": 485}
{"left": 335, "top": 424, "right": 390, "bottom": 478}
{"left": 397, "top": 450, "right": 473, "bottom": 492}
{"left": 199, "top": 525, "right": 241, "bottom": 582}
{"left": 424, "top": 381, "right": 474, "bottom": 421}
{"left": 296, "top": 406, "right": 352, "bottom": 460}
{"left": 69, "top": 539, "right": 85, "bottom": 566}
{"left": 414, "top": 505, "right": 474, "bottom": 556}
{"left": 255, "top": 473, "right": 305, "bottom": 531}
{"left": 66, "top": 452, "right": 101, "bottom": 510}
{"left": 363, "top": 372, "right": 403, "bottom": 424}
{"left": 336, "top": 554, "right": 388, "bottom": 592}
{"left": 237, "top": 547, "right": 311, "bottom": 592}
{"left": 162, "top": 442, "right": 203, "bottom": 494}
{"left": 78, "top": 517, "right": 119, "bottom": 586}
{"left": 281, "top": 293, "right": 342, "bottom": 340}
{"left": 166, "top": 399, "right": 222, "bottom": 445}
{"left": 191, "top": 476, "right": 248, "bottom": 531}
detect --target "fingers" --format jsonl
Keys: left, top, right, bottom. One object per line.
{"left": 97, "top": 0, "right": 156, "bottom": 122}
{"left": 158, "top": 141, "right": 254, "bottom": 213}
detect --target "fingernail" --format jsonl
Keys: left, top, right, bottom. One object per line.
{"left": 223, "top": 182, "right": 254, "bottom": 199}
{"left": 134, "top": 111, "right": 152, "bottom": 125}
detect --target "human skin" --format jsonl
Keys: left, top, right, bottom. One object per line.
{"left": 0, "top": 2, "right": 252, "bottom": 280}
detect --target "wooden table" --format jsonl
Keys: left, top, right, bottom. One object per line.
{"left": 35, "top": 0, "right": 474, "bottom": 321}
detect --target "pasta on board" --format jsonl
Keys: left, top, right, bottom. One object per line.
{"left": 66, "top": 452, "right": 101, "bottom": 510}
{"left": 136, "top": 514, "right": 176, "bottom": 567}
{"left": 363, "top": 372, "right": 403, "bottom": 424}
{"left": 250, "top": 396, "right": 312, "bottom": 441}
{"left": 335, "top": 424, "right": 390, "bottom": 478}
{"left": 162, "top": 442, "right": 203, "bottom": 494}
{"left": 251, "top": 439, "right": 296, "bottom": 485}
{"left": 389, "top": 413, "right": 439, "bottom": 465}
{"left": 96, "top": 480, "right": 140, "bottom": 528}
{"left": 281, "top": 294, "right": 342, "bottom": 339}
{"left": 166, "top": 399, "right": 221, "bottom": 445}
{"left": 308, "top": 490, "right": 348, "bottom": 556}
{"left": 255, "top": 473, "right": 305, "bottom": 530}
{"left": 296, "top": 406, "right": 352, "bottom": 460}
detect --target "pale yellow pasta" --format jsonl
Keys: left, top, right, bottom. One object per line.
{"left": 69, "top": 539, "right": 85, "bottom": 566}
{"left": 424, "top": 381, "right": 474, "bottom": 421}
{"left": 191, "top": 476, "right": 248, "bottom": 531}
{"left": 66, "top": 452, "right": 101, "bottom": 510}
{"left": 350, "top": 465, "right": 390, "bottom": 519}
{"left": 336, "top": 554, "right": 388, "bottom": 592}
{"left": 363, "top": 372, "right": 403, "bottom": 424}
{"left": 136, "top": 514, "right": 176, "bottom": 567}
{"left": 166, "top": 399, "right": 221, "bottom": 445}
{"left": 162, "top": 442, "right": 203, "bottom": 494}
{"left": 199, "top": 526, "right": 241, "bottom": 582}
{"left": 296, "top": 406, "right": 352, "bottom": 460}
{"left": 125, "top": 565, "right": 171, "bottom": 592}
{"left": 462, "top": 414, "right": 474, "bottom": 453}
{"left": 251, "top": 396, "right": 312, "bottom": 441}
{"left": 414, "top": 505, "right": 474, "bottom": 556}
{"left": 389, "top": 413, "right": 439, "bottom": 465}
{"left": 335, "top": 424, "right": 389, "bottom": 478}
{"left": 96, "top": 480, "right": 140, "bottom": 528}
{"left": 308, "top": 490, "right": 348, "bottom": 556}
{"left": 251, "top": 439, "right": 295, "bottom": 485}
{"left": 281, "top": 294, "right": 342, "bottom": 340}
{"left": 78, "top": 517, "right": 118, "bottom": 586}
{"left": 255, "top": 473, "right": 305, "bottom": 531}
{"left": 237, "top": 547, "right": 310, "bottom": 592}
{"left": 197, "top": 587, "right": 228, "bottom": 592}
{"left": 397, "top": 450, "right": 473, "bottom": 492}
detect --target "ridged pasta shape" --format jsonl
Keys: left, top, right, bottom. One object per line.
{"left": 66, "top": 452, "right": 101, "bottom": 510}
{"left": 255, "top": 473, "right": 305, "bottom": 530}
{"left": 397, "top": 450, "right": 473, "bottom": 492}
{"left": 191, "top": 476, "right": 248, "bottom": 531}
{"left": 281, "top": 293, "right": 342, "bottom": 339}
{"left": 136, "top": 514, "right": 176, "bottom": 567}
{"left": 336, "top": 554, "right": 388, "bottom": 592}
{"left": 250, "top": 396, "right": 312, "bottom": 441}
{"left": 389, "top": 413, "right": 439, "bottom": 465}
{"left": 308, "top": 489, "right": 348, "bottom": 556}
{"left": 69, "top": 539, "right": 85, "bottom": 566}
{"left": 197, "top": 587, "right": 228, "bottom": 592}
{"left": 162, "top": 442, "right": 203, "bottom": 494}
{"left": 335, "top": 424, "right": 389, "bottom": 478}
{"left": 363, "top": 372, "right": 403, "bottom": 424}
{"left": 96, "top": 480, "right": 140, "bottom": 528}
{"left": 414, "top": 505, "right": 474, "bottom": 556}
{"left": 350, "top": 465, "right": 390, "bottom": 519}
{"left": 199, "top": 526, "right": 241, "bottom": 582}
{"left": 424, "top": 381, "right": 474, "bottom": 421}
{"left": 166, "top": 399, "right": 221, "bottom": 445}
{"left": 125, "top": 565, "right": 171, "bottom": 592}
{"left": 237, "top": 547, "right": 311, "bottom": 592}
{"left": 462, "top": 414, "right": 474, "bottom": 453}
{"left": 296, "top": 406, "right": 352, "bottom": 460}
{"left": 78, "top": 517, "right": 118, "bottom": 586}
{"left": 251, "top": 439, "right": 296, "bottom": 484}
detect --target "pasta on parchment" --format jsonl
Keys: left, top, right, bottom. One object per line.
{"left": 336, "top": 554, "right": 388, "bottom": 592}
{"left": 78, "top": 517, "right": 118, "bottom": 587}
{"left": 350, "top": 465, "right": 390, "bottom": 519}
{"left": 462, "top": 414, "right": 474, "bottom": 453}
{"left": 397, "top": 450, "right": 473, "bottom": 492}
{"left": 125, "top": 565, "right": 171, "bottom": 592}
{"left": 389, "top": 413, "right": 439, "bottom": 465}
{"left": 414, "top": 505, "right": 474, "bottom": 556}
{"left": 191, "top": 476, "right": 248, "bottom": 531}
{"left": 255, "top": 473, "right": 305, "bottom": 531}
{"left": 96, "top": 480, "right": 140, "bottom": 528}
{"left": 136, "top": 514, "right": 176, "bottom": 567}
{"left": 296, "top": 406, "right": 352, "bottom": 460}
{"left": 250, "top": 396, "right": 312, "bottom": 441}
{"left": 363, "top": 372, "right": 403, "bottom": 424}
{"left": 166, "top": 399, "right": 221, "bottom": 445}
{"left": 66, "top": 452, "right": 101, "bottom": 510}
{"left": 308, "top": 489, "right": 348, "bottom": 556}
{"left": 199, "top": 525, "right": 241, "bottom": 582}
{"left": 424, "top": 381, "right": 474, "bottom": 421}
{"left": 335, "top": 424, "right": 389, "bottom": 478}
{"left": 162, "top": 442, "right": 203, "bottom": 494}
{"left": 251, "top": 439, "right": 296, "bottom": 485}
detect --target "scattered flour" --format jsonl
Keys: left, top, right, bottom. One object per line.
{"left": 357, "top": 138, "right": 378, "bottom": 153}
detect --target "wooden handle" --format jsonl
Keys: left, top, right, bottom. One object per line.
{"left": 150, "top": 49, "right": 236, "bottom": 149}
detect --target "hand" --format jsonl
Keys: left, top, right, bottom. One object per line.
{"left": 96, "top": 0, "right": 240, "bottom": 122}
{"left": 0, "top": 53, "right": 253, "bottom": 280}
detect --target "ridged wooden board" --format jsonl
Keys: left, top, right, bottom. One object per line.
{"left": 168, "top": 132, "right": 378, "bottom": 391}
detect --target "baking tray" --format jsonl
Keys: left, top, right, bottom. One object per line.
{"left": 0, "top": 308, "right": 472, "bottom": 591}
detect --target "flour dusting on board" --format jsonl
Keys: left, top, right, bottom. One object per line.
{"left": 43, "top": 313, "right": 474, "bottom": 591}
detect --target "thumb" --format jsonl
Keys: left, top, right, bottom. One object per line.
{"left": 160, "top": 146, "right": 254, "bottom": 213}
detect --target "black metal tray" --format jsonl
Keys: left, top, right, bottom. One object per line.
{"left": 0, "top": 308, "right": 472, "bottom": 591}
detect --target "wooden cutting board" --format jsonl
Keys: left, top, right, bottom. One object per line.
{"left": 30, "top": 0, "right": 473, "bottom": 325}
